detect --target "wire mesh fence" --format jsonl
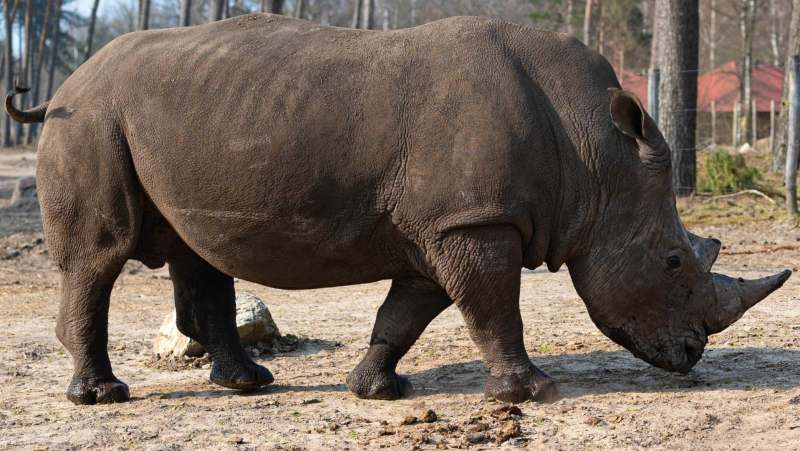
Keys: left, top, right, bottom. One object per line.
{"left": 635, "top": 58, "right": 799, "bottom": 212}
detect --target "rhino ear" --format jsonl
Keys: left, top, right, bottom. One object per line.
{"left": 608, "top": 88, "right": 658, "bottom": 142}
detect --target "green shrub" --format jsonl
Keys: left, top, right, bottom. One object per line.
{"left": 699, "top": 149, "right": 762, "bottom": 194}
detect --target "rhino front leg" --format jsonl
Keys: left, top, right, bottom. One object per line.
{"left": 433, "top": 225, "right": 559, "bottom": 404}
{"left": 167, "top": 241, "right": 273, "bottom": 390}
{"left": 347, "top": 277, "right": 453, "bottom": 399}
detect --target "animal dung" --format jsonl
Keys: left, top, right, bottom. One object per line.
{"left": 419, "top": 409, "right": 438, "bottom": 423}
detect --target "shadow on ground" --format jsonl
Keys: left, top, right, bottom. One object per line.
{"left": 137, "top": 347, "right": 800, "bottom": 402}
{"left": 0, "top": 201, "right": 42, "bottom": 236}
{"left": 407, "top": 347, "right": 800, "bottom": 399}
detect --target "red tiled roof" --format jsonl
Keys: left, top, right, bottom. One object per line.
{"left": 614, "top": 62, "right": 783, "bottom": 114}
{"left": 697, "top": 61, "right": 783, "bottom": 112}
{"left": 617, "top": 69, "right": 650, "bottom": 110}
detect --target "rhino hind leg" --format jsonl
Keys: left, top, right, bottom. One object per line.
{"left": 59, "top": 269, "right": 132, "bottom": 405}
{"left": 167, "top": 241, "right": 273, "bottom": 390}
{"left": 434, "top": 225, "right": 560, "bottom": 404}
{"left": 346, "top": 277, "right": 453, "bottom": 400}
{"left": 38, "top": 117, "right": 141, "bottom": 405}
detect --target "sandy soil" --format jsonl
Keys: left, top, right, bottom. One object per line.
{"left": 1, "top": 149, "right": 799, "bottom": 450}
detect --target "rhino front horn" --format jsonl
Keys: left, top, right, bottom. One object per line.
{"left": 705, "top": 270, "right": 792, "bottom": 334}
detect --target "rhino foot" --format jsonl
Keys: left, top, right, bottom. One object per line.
{"left": 67, "top": 376, "right": 130, "bottom": 405}
{"left": 484, "top": 366, "right": 560, "bottom": 404}
{"left": 209, "top": 359, "right": 274, "bottom": 390}
{"left": 346, "top": 368, "right": 415, "bottom": 400}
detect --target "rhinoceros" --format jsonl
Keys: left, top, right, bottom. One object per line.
{"left": 7, "top": 14, "right": 790, "bottom": 406}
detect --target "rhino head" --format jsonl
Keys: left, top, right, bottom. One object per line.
{"left": 565, "top": 88, "right": 791, "bottom": 374}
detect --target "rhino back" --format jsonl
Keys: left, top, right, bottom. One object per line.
{"left": 45, "top": 15, "right": 620, "bottom": 285}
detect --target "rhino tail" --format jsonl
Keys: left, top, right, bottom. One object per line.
{"left": 5, "top": 76, "right": 49, "bottom": 124}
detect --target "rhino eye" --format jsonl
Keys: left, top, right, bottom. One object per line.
{"left": 666, "top": 256, "right": 681, "bottom": 270}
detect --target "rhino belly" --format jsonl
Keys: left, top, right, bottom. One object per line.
{"left": 164, "top": 205, "right": 408, "bottom": 289}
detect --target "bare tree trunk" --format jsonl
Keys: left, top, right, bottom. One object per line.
{"left": 650, "top": 0, "right": 660, "bottom": 70}
{"left": 222, "top": 0, "right": 229, "bottom": 20}
{"left": 264, "top": 0, "right": 282, "bottom": 14}
{"left": 46, "top": 0, "right": 62, "bottom": 101}
{"left": 180, "top": 0, "right": 191, "bottom": 25}
{"left": 565, "top": 0, "right": 574, "bottom": 36}
{"left": 786, "top": 55, "right": 800, "bottom": 213}
{"left": 138, "top": 0, "right": 150, "bottom": 30}
{"left": 0, "top": 0, "right": 22, "bottom": 94}
{"left": 212, "top": 0, "right": 224, "bottom": 21}
{"left": 84, "top": 0, "right": 100, "bottom": 62}
{"left": 657, "top": 0, "right": 699, "bottom": 195}
{"left": 294, "top": 0, "right": 304, "bottom": 18}
{"left": 352, "top": 0, "right": 362, "bottom": 28}
{"left": 359, "top": 0, "right": 373, "bottom": 29}
{"left": 598, "top": 0, "right": 606, "bottom": 54}
{"left": 710, "top": 0, "right": 716, "bottom": 70}
{"left": 738, "top": 0, "right": 757, "bottom": 145}
{"left": 27, "top": 0, "right": 54, "bottom": 144}
{"left": 772, "top": 0, "right": 800, "bottom": 172}
{"left": 18, "top": 0, "right": 32, "bottom": 145}
{"left": 379, "top": 0, "right": 388, "bottom": 30}
{"left": 583, "top": 0, "right": 593, "bottom": 46}
{"left": 618, "top": 22, "right": 627, "bottom": 83}
{"left": 2, "top": 0, "right": 16, "bottom": 147}
{"left": 34, "top": 0, "right": 53, "bottom": 86}
{"left": 770, "top": 0, "right": 780, "bottom": 65}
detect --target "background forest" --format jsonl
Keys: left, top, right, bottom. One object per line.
{"left": 2, "top": 0, "right": 800, "bottom": 194}
{"left": 18, "top": 0, "right": 796, "bottom": 89}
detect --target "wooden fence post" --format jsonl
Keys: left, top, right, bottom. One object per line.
{"left": 733, "top": 100, "right": 741, "bottom": 147}
{"left": 786, "top": 55, "right": 800, "bottom": 215}
{"left": 752, "top": 99, "right": 757, "bottom": 145}
{"left": 711, "top": 100, "right": 716, "bottom": 146}
{"left": 770, "top": 99, "right": 775, "bottom": 153}
{"left": 648, "top": 68, "right": 659, "bottom": 127}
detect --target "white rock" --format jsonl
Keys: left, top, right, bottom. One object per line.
{"left": 10, "top": 176, "right": 37, "bottom": 205}
{"left": 234, "top": 292, "right": 280, "bottom": 343}
{"left": 153, "top": 291, "right": 280, "bottom": 358}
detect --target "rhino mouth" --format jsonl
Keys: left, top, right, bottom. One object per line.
{"left": 661, "top": 337, "right": 705, "bottom": 374}
{"left": 599, "top": 323, "right": 706, "bottom": 374}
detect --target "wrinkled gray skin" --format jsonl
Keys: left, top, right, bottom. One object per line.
{"left": 7, "top": 15, "right": 790, "bottom": 406}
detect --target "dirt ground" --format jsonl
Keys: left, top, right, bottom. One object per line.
{"left": 1, "top": 149, "right": 799, "bottom": 451}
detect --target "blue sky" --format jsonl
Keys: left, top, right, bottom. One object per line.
{"left": 69, "top": 0, "right": 109, "bottom": 18}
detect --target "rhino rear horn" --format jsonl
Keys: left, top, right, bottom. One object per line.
{"left": 686, "top": 231, "right": 721, "bottom": 272}
{"left": 705, "top": 270, "right": 792, "bottom": 334}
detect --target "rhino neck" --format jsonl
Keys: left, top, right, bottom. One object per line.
{"left": 542, "top": 133, "right": 661, "bottom": 273}
{"left": 503, "top": 29, "right": 631, "bottom": 273}
{"left": 543, "top": 167, "right": 605, "bottom": 272}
